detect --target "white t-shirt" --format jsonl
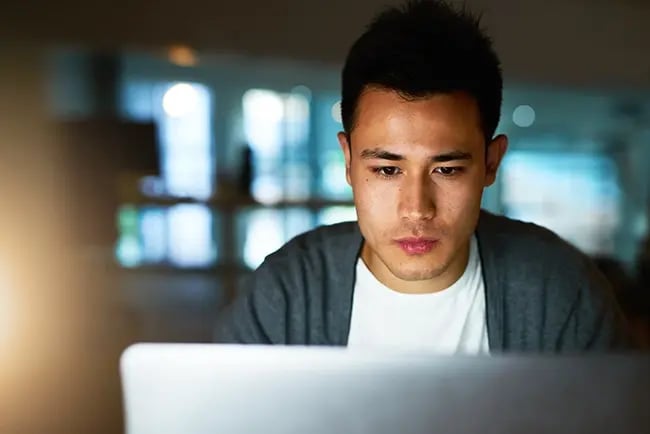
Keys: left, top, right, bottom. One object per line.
{"left": 347, "top": 235, "right": 489, "bottom": 355}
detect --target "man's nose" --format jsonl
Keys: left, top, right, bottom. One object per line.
{"left": 398, "top": 175, "right": 435, "bottom": 221}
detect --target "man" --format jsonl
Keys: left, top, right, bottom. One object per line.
{"left": 217, "top": 0, "right": 630, "bottom": 352}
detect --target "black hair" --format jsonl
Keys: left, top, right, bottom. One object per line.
{"left": 341, "top": 0, "right": 502, "bottom": 143}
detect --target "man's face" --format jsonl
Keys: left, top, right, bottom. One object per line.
{"left": 338, "top": 88, "right": 507, "bottom": 293}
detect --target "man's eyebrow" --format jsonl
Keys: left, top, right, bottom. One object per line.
{"left": 430, "top": 151, "right": 473, "bottom": 163}
{"left": 359, "top": 148, "right": 404, "bottom": 161}
{"left": 359, "top": 148, "right": 473, "bottom": 163}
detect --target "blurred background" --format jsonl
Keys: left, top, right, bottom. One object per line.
{"left": 0, "top": 0, "right": 649, "bottom": 432}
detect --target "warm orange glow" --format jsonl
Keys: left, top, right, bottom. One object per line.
{"left": 168, "top": 45, "right": 198, "bottom": 67}
{"left": 0, "top": 264, "right": 11, "bottom": 348}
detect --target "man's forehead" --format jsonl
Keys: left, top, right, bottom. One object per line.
{"left": 353, "top": 92, "right": 482, "bottom": 127}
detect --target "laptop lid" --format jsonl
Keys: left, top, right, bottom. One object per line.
{"left": 120, "top": 343, "right": 649, "bottom": 434}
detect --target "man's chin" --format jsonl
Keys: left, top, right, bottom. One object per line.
{"left": 389, "top": 266, "right": 444, "bottom": 282}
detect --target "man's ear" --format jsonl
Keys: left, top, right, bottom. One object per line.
{"left": 337, "top": 131, "right": 352, "bottom": 186}
{"left": 485, "top": 134, "right": 508, "bottom": 187}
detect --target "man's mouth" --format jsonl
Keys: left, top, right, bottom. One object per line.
{"left": 394, "top": 238, "right": 439, "bottom": 255}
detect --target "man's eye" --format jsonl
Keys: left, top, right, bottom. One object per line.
{"left": 376, "top": 167, "right": 400, "bottom": 177}
{"left": 434, "top": 167, "right": 462, "bottom": 176}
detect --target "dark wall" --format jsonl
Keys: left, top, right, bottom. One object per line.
{"left": 3, "top": 0, "right": 650, "bottom": 88}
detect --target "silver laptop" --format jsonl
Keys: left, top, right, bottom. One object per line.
{"left": 120, "top": 344, "right": 649, "bottom": 434}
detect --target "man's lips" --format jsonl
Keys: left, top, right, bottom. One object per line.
{"left": 395, "top": 238, "right": 439, "bottom": 255}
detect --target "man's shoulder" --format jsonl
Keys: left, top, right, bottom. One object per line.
{"left": 478, "top": 212, "right": 629, "bottom": 351}
{"left": 479, "top": 211, "right": 612, "bottom": 314}
{"left": 264, "top": 221, "right": 362, "bottom": 266}
{"left": 479, "top": 210, "right": 562, "bottom": 242}
{"left": 478, "top": 211, "right": 588, "bottom": 269}
{"left": 219, "top": 221, "right": 361, "bottom": 345}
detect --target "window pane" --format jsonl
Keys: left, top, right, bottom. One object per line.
{"left": 240, "top": 208, "right": 315, "bottom": 269}
{"left": 285, "top": 208, "right": 314, "bottom": 240}
{"left": 167, "top": 205, "right": 216, "bottom": 267}
{"left": 116, "top": 205, "right": 142, "bottom": 267}
{"left": 157, "top": 82, "right": 214, "bottom": 200}
{"left": 318, "top": 206, "right": 357, "bottom": 226}
{"left": 501, "top": 150, "right": 621, "bottom": 254}
{"left": 120, "top": 80, "right": 217, "bottom": 268}
{"left": 243, "top": 89, "right": 311, "bottom": 203}
{"left": 316, "top": 96, "right": 351, "bottom": 200}
{"left": 242, "top": 209, "right": 285, "bottom": 269}
{"left": 121, "top": 80, "right": 155, "bottom": 121}
{"left": 139, "top": 207, "right": 167, "bottom": 264}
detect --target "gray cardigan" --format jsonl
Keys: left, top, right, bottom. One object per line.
{"left": 217, "top": 211, "right": 630, "bottom": 351}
